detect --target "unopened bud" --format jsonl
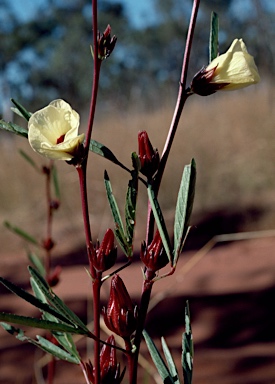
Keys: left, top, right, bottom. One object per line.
{"left": 103, "top": 275, "right": 137, "bottom": 339}
{"left": 84, "top": 335, "right": 125, "bottom": 384}
{"left": 47, "top": 265, "right": 62, "bottom": 287}
{"left": 97, "top": 24, "right": 117, "bottom": 60}
{"left": 89, "top": 229, "right": 117, "bottom": 273}
{"left": 138, "top": 131, "right": 159, "bottom": 179}
{"left": 140, "top": 230, "right": 169, "bottom": 273}
{"left": 42, "top": 238, "right": 55, "bottom": 251}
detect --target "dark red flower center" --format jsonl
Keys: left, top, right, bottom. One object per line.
{"left": 56, "top": 134, "right": 65, "bottom": 144}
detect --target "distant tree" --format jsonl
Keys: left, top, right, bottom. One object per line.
{"left": 0, "top": 0, "right": 273, "bottom": 115}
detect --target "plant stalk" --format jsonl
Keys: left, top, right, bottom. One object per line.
{"left": 147, "top": 0, "right": 200, "bottom": 244}
{"left": 92, "top": 276, "right": 102, "bottom": 384}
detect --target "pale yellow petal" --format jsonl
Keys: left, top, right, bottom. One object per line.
{"left": 207, "top": 38, "right": 260, "bottom": 90}
{"left": 28, "top": 99, "right": 83, "bottom": 161}
{"left": 38, "top": 133, "right": 85, "bottom": 160}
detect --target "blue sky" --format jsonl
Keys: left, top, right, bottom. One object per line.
{"left": 10, "top": 0, "right": 156, "bottom": 28}
{"left": 9, "top": 0, "right": 275, "bottom": 29}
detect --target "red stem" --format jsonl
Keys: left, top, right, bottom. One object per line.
{"left": 92, "top": 276, "right": 102, "bottom": 384}
{"left": 45, "top": 162, "right": 54, "bottom": 278}
{"left": 131, "top": 279, "right": 154, "bottom": 384}
{"left": 135, "top": 1, "right": 201, "bottom": 382}
{"left": 146, "top": 0, "right": 200, "bottom": 244}
{"left": 125, "top": 337, "right": 136, "bottom": 384}
{"left": 77, "top": 164, "right": 103, "bottom": 384}
{"left": 44, "top": 161, "right": 56, "bottom": 384}
{"left": 84, "top": 0, "right": 101, "bottom": 153}
{"left": 78, "top": 2, "right": 103, "bottom": 384}
{"left": 47, "top": 356, "right": 56, "bottom": 384}
{"left": 77, "top": 163, "right": 92, "bottom": 246}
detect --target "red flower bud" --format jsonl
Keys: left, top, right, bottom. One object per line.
{"left": 138, "top": 131, "right": 160, "bottom": 179}
{"left": 85, "top": 335, "right": 125, "bottom": 384}
{"left": 140, "top": 230, "right": 169, "bottom": 273}
{"left": 89, "top": 229, "right": 117, "bottom": 273}
{"left": 103, "top": 275, "right": 137, "bottom": 339}
{"left": 97, "top": 24, "right": 117, "bottom": 60}
{"left": 42, "top": 238, "right": 55, "bottom": 251}
{"left": 47, "top": 265, "right": 62, "bottom": 287}
{"left": 50, "top": 199, "right": 60, "bottom": 210}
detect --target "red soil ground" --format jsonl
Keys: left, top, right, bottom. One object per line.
{"left": 1, "top": 235, "right": 275, "bottom": 384}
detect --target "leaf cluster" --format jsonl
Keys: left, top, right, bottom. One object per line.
{"left": 0, "top": 266, "right": 92, "bottom": 364}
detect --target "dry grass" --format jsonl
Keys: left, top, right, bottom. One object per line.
{"left": 1, "top": 82, "right": 275, "bottom": 255}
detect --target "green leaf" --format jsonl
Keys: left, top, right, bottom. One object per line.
{"left": 114, "top": 225, "right": 132, "bottom": 258}
{"left": 0, "top": 323, "right": 80, "bottom": 364}
{"left": 11, "top": 98, "right": 32, "bottom": 121}
{"left": 28, "top": 266, "right": 89, "bottom": 333}
{"left": 90, "top": 140, "right": 130, "bottom": 173}
{"left": 28, "top": 252, "right": 46, "bottom": 277}
{"left": 0, "top": 313, "right": 85, "bottom": 334}
{"left": 131, "top": 151, "right": 141, "bottom": 172}
{"left": 173, "top": 159, "right": 196, "bottom": 266}
{"left": 147, "top": 183, "right": 172, "bottom": 263}
{"left": 125, "top": 170, "right": 138, "bottom": 248}
{"left": 0, "top": 277, "right": 74, "bottom": 326}
{"left": 51, "top": 331, "right": 81, "bottom": 362}
{"left": 89, "top": 139, "right": 119, "bottom": 163}
{"left": 36, "top": 335, "right": 81, "bottom": 363}
{"left": 30, "top": 278, "right": 80, "bottom": 360}
{"left": 0, "top": 120, "right": 28, "bottom": 138}
{"left": 4, "top": 221, "right": 39, "bottom": 246}
{"left": 209, "top": 12, "right": 219, "bottom": 63}
{"left": 18, "top": 149, "right": 40, "bottom": 172}
{"left": 30, "top": 276, "right": 48, "bottom": 303}
{"left": 161, "top": 337, "right": 180, "bottom": 384}
{"left": 51, "top": 163, "right": 61, "bottom": 200}
{"left": 182, "top": 301, "right": 193, "bottom": 384}
{"left": 104, "top": 171, "right": 132, "bottom": 256}
{"left": 143, "top": 330, "right": 174, "bottom": 384}
{"left": 104, "top": 171, "right": 124, "bottom": 231}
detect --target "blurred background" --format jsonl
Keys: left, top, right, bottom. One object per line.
{"left": 1, "top": 0, "right": 275, "bottom": 383}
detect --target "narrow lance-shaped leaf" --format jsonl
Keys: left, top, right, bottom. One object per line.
{"left": 0, "top": 276, "right": 75, "bottom": 326}
{"left": 0, "top": 313, "right": 86, "bottom": 335}
{"left": 28, "top": 252, "right": 46, "bottom": 277}
{"left": 182, "top": 301, "right": 193, "bottom": 384}
{"left": 161, "top": 337, "right": 180, "bottom": 384}
{"left": 4, "top": 221, "right": 39, "bottom": 246}
{"left": 11, "top": 98, "right": 32, "bottom": 121}
{"left": 52, "top": 331, "right": 81, "bottom": 361}
{"left": 0, "top": 120, "right": 28, "bottom": 138}
{"left": 37, "top": 335, "right": 81, "bottom": 363}
{"left": 104, "top": 171, "right": 124, "bottom": 232}
{"left": 143, "top": 330, "right": 174, "bottom": 384}
{"left": 1, "top": 323, "right": 80, "bottom": 364}
{"left": 104, "top": 171, "right": 131, "bottom": 257}
{"left": 114, "top": 225, "right": 132, "bottom": 258}
{"left": 147, "top": 183, "right": 172, "bottom": 263}
{"left": 173, "top": 159, "right": 196, "bottom": 266}
{"left": 30, "top": 277, "right": 82, "bottom": 360}
{"left": 209, "top": 11, "right": 219, "bottom": 63}
{"left": 89, "top": 140, "right": 130, "bottom": 173}
{"left": 125, "top": 169, "right": 138, "bottom": 248}
{"left": 28, "top": 266, "right": 89, "bottom": 333}
{"left": 30, "top": 276, "right": 47, "bottom": 303}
